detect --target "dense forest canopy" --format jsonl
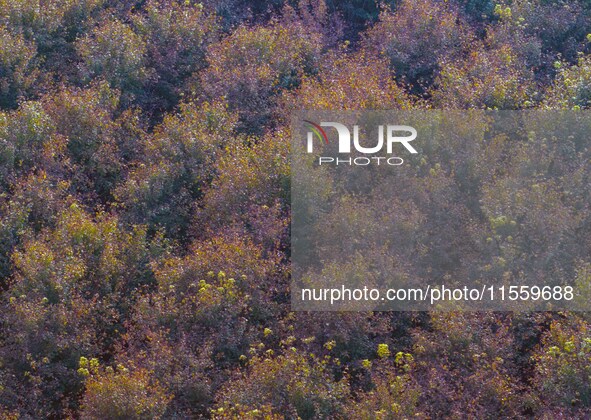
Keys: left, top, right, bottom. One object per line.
{"left": 0, "top": 0, "right": 591, "bottom": 418}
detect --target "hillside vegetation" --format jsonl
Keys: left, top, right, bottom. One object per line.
{"left": 1, "top": 0, "right": 591, "bottom": 418}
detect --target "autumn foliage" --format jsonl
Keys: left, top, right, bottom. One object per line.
{"left": 1, "top": 0, "right": 591, "bottom": 418}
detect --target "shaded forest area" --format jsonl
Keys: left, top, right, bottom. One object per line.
{"left": 1, "top": 0, "right": 591, "bottom": 418}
